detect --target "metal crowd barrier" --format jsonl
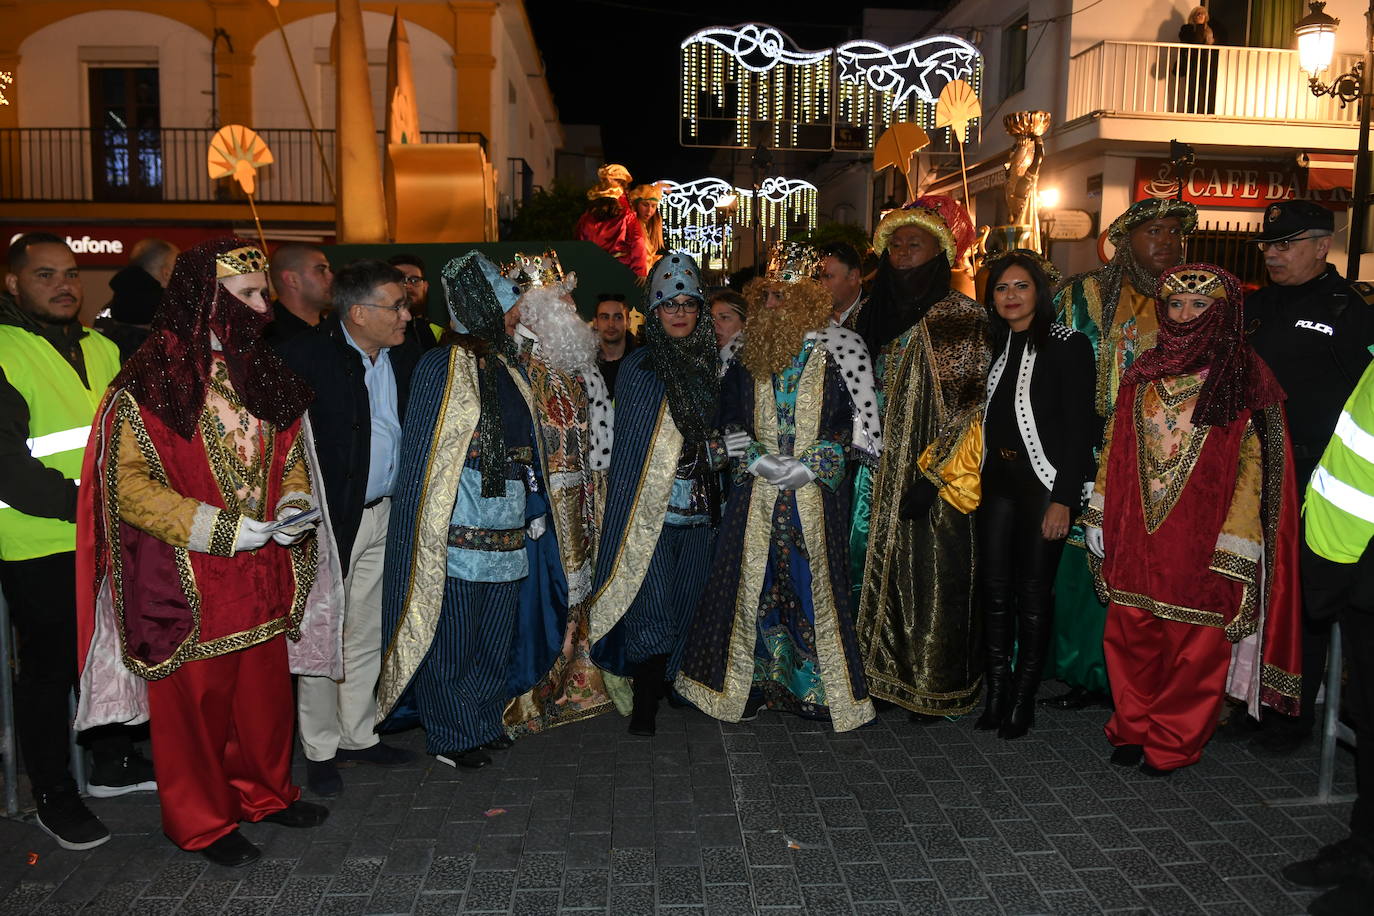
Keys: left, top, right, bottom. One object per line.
{"left": 1271, "top": 621, "right": 1358, "bottom": 807}
{"left": 0, "top": 586, "right": 16, "bottom": 815}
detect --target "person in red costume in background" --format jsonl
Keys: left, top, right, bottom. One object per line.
{"left": 1081, "top": 263, "right": 1302, "bottom": 776}
{"left": 574, "top": 164, "right": 647, "bottom": 278}
{"left": 75, "top": 237, "right": 345, "bottom": 867}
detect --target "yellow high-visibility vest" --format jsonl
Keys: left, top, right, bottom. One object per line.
{"left": 0, "top": 324, "right": 120, "bottom": 561}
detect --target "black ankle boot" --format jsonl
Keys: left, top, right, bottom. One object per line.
{"left": 999, "top": 598, "right": 1053, "bottom": 740}
{"left": 975, "top": 595, "right": 1014, "bottom": 731}
{"left": 628, "top": 654, "right": 668, "bottom": 736}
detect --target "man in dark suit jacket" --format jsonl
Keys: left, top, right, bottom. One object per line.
{"left": 275, "top": 259, "right": 422, "bottom": 796}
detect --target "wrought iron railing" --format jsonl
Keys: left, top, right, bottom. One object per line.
{"left": 0, "top": 127, "right": 487, "bottom": 204}
{"left": 1067, "top": 40, "right": 1361, "bottom": 124}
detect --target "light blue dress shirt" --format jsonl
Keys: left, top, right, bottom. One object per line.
{"left": 342, "top": 324, "right": 402, "bottom": 503}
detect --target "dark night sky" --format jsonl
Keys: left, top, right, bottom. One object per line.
{"left": 525, "top": 0, "right": 874, "bottom": 182}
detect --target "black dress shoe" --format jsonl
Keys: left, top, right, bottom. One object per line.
{"left": 436, "top": 748, "right": 492, "bottom": 769}
{"left": 306, "top": 759, "right": 342, "bottom": 797}
{"left": 1109, "top": 744, "right": 1144, "bottom": 767}
{"left": 908, "top": 711, "right": 944, "bottom": 725}
{"left": 1282, "top": 837, "right": 1374, "bottom": 888}
{"left": 261, "top": 800, "right": 330, "bottom": 828}
{"left": 482, "top": 735, "right": 514, "bottom": 751}
{"left": 1251, "top": 719, "right": 1313, "bottom": 756}
{"left": 1139, "top": 762, "right": 1172, "bottom": 778}
{"left": 201, "top": 829, "right": 261, "bottom": 868}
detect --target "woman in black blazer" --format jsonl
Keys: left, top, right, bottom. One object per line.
{"left": 977, "top": 251, "right": 1098, "bottom": 739}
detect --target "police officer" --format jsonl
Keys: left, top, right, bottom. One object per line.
{"left": 1243, "top": 199, "right": 1374, "bottom": 753}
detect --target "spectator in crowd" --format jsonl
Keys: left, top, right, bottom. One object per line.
{"left": 594, "top": 292, "right": 637, "bottom": 394}
{"left": 709, "top": 288, "right": 746, "bottom": 375}
{"left": 97, "top": 237, "right": 179, "bottom": 360}
{"left": 387, "top": 252, "right": 443, "bottom": 351}
{"left": 275, "top": 260, "right": 423, "bottom": 797}
{"left": 818, "top": 241, "right": 866, "bottom": 329}
{"left": 266, "top": 243, "right": 333, "bottom": 343}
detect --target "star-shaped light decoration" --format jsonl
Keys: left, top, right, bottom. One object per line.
{"left": 207, "top": 124, "right": 274, "bottom": 195}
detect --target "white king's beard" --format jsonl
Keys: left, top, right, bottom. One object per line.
{"left": 518, "top": 286, "right": 598, "bottom": 374}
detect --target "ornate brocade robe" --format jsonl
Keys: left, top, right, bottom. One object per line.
{"left": 504, "top": 349, "right": 615, "bottom": 734}
{"left": 76, "top": 355, "right": 345, "bottom": 729}
{"left": 1081, "top": 373, "right": 1303, "bottom": 715}
{"left": 855, "top": 291, "right": 990, "bottom": 716}
{"left": 676, "top": 332, "right": 878, "bottom": 732}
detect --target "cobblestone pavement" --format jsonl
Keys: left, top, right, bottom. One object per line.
{"left": 0, "top": 684, "right": 1355, "bottom": 915}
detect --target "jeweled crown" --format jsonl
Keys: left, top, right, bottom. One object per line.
{"left": 765, "top": 241, "right": 822, "bottom": 284}
{"left": 502, "top": 251, "right": 566, "bottom": 294}
{"left": 1161, "top": 268, "right": 1223, "bottom": 299}
{"left": 215, "top": 246, "right": 267, "bottom": 278}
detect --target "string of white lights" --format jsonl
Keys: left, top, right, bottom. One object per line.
{"left": 656, "top": 176, "right": 820, "bottom": 270}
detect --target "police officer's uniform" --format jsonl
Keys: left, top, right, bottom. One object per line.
{"left": 1245, "top": 199, "right": 1374, "bottom": 749}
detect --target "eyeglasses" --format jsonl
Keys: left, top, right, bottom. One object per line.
{"left": 400, "top": 276, "right": 427, "bottom": 287}
{"left": 356, "top": 302, "right": 408, "bottom": 315}
{"left": 1256, "top": 235, "right": 1323, "bottom": 253}
{"left": 659, "top": 300, "right": 700, "bottom": 315}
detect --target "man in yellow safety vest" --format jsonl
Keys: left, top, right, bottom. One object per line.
{"left": 0, "top": 233, "right": 155, "bottom": 851}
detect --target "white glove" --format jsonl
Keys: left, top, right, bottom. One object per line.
{"left": 235, "top": 517, "right": 274, "bottom": 553}
{"left": 748, "top": 453, "right": 788, "bottom": 482}
{"left": 724, "top": 430, "right": 752, "bottom": 458}
{"left": 526, "top": 515, "right": 547, "bottom": 540}
{"left": 271, "top": 511, "right": 318, "bottom": 546}
{"left": 1085, "top": 526, "right": 1105, "bottom": 559}
{"left": 772, "top": 458, "right": 816, "bottom": 490}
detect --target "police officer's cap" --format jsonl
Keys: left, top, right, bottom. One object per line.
{"left": 1253, "top": 200, "right": 1334, "bottom": 243}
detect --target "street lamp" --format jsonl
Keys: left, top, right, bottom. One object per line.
{"left": 1295, "top": 0, "right": 1374, "bottom": 279}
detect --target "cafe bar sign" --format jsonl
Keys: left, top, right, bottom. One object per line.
{"left": 1133, "top": 157, "right": 1353, "bottom": 211}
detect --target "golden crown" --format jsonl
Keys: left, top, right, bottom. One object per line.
{"left": 215, "top": 246, "right": 267, "bottom": 279}
{"left": 1161, "top": 268, "right": 1223, "bottom": 299}
{"left": 502, "top": 251, "right": 566, "bottom": 294}
{"left": 765, "top": 241, "right": 822, "bottom": 284}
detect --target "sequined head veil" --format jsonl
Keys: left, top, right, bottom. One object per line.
{"left": 112, "top": 236, "right": 312, "bottom": 440}
{"left": 1122, "top": 262, "right": 1284, "bottom": 427}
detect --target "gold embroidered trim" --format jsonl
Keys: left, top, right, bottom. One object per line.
{"left": 1261, "top": 663, "right": 1301, "bottom": 699}
{"left": 1208, "top": 549, "right": 1257, "bottom": 585}
{"left": 1109, "top": 587, "right": 1227, "bottom": 629}
{"left": 378, "top": 347, "right": 480, "bottom": 718}
{"left": 208, "top": 510, "right": 240, "bottom": 558}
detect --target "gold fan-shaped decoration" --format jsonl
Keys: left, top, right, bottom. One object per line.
{"left": 207, "top": 124, "right": 274, "bottom": 195}
{"left": 935, "top": 79, "right": 981, "bottom": 144}
{"left": 873, "top": 123, "right": 929, "bottom": 205}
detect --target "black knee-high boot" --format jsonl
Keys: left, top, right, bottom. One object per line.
{"left": 1000, "top": 597, "right": 1053, "bottom": 739}
{"left": 629, "top": 654, "right": 668, "bottom": 737}
{"left": 976, "top": 595, "right": 1014, "bottom": 731}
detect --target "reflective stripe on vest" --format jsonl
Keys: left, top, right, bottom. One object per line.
{"left": 0, "top": 325, "right": 119, "bottom": 560}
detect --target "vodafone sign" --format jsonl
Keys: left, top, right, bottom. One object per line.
{"left": 2, "top": 225, "right": 332, "bottom": 267}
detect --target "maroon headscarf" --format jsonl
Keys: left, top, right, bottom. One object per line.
{"left": 1122, "top": 262, "right": 1284, "bottom": 427}
{"left": 112, "top": 236, "right": 313, "bottom": 440}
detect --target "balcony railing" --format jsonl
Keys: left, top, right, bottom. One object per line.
{"left": 0, "top": 127, "right": 487, "bottom": 205}
{"left": 1066, "top": 40, "right": 1361, "bottom": 125}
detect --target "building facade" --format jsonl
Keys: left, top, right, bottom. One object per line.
{"left": 917, "top": 0, "right": 1369, "bottom": 281}
{"left": 0, "top": 0, "right": 563, "bottom": 306}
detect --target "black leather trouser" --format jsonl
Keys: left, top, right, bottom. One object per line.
{"left": 977, "top": 462, "right": 1068, "bottom": 721}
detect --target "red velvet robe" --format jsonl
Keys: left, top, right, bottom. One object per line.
{"left": 1095, "top": 382, "right": 1302, "bottom": 715}
{"left": 77, "top": 388, "right": 315, "bottom": 682}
